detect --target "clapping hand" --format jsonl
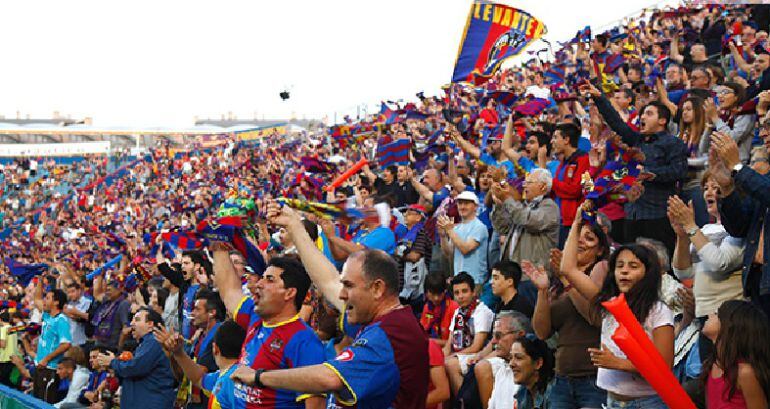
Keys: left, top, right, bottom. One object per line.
{"left": 521, "top": 260, "right": 549, "bottom": 291}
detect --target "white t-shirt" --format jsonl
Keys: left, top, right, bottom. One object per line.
{"left": 487, "top": 357, "right": 519, "bottom": 409}
{"left": 597, "top": 301, "right": 674, "bottom": 397}
{"left": 448, "top": 300, "right": 494, "bottom": 352}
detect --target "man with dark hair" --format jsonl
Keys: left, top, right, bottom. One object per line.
{"left": 234, "top": 202, "right": 429, "bottom": 409}
{"left": 32, "top": 281, "right": 72, "bottom": 402}
{"left": 157, "top": 320, "right": 247, "bottom": 409}
{"left": 62, "top": 282, "right": 91, "bottom": 347}
{"left": 587, "top": 81, "right": 688, "bottom": 255}
{"left": 187, "top": 288, "right": 225, "bottom": 408}
{"left": 90, "top": 277, "right": 131, "bottom": 351}
{"left": 213, "top": 248, "right": 325, "bottom": 409}
{"left": 157, "top": 244, "right": 211, "bottom": 342}
{"left": 362, "top": 163, "right": 399, "bottom": 198}
{"left": 551, "top": 122, "right": 590, "bottom": 247}
{"left": 97, "top": 307, "right": 176, "bottom": 409}
{"left": 489, "top": 261, "right": 533, "bottom": 317}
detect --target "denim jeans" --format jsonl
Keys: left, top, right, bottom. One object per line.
{"left": 604, "top": 394, "right": 667, "bottom": 409}
{"left": 548, "top": 375, "right": 606, "bottom": 409}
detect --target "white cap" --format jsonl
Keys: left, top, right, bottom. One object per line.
{"left": 455, "top": 190, "right": 479, "bottom": 204}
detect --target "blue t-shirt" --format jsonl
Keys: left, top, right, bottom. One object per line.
{"left": 37, "top": 312, "right": 72, "bottom": 368}
{"left": 352, "top": 226, "right": 396, "bottom": 255}
{"left": 182, "top": 283, "right": 200, "bottom": 340}
{"left": 452, "top": 218, "right": 489, "bottom": 285}
{"left": 480, "top": 153, "right": 516, "bottom": 179}
{"left": 432, "top": 187, "right": 450, "bottom": 210}
{"left": 201, "top": 365, "right": 237, "bottom": 409}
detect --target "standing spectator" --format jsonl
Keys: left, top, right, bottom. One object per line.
{"left": 32, "top": 284, "right": 72, "bottom": 402}
{"left": 489, "top": 260, "right": 533, "bottom": 318}
{"left": 712, "top": 129, "right": 770, "bottom": 317}
{"left": 551, "top": 122, "right": 590, "bottom": 247}
{"left": 706, "top": 82, "right": 755, "bottom": 165}
{"left": 491, "top": 168, "right": 559, "bottom": 303}
{"left": 186, "top": 289, "right": 224, "bottom": 408}
{"left": 62, "top": 282, "right": 91, "bottom": 348}
{"left": 0, "top": 311, "right": 19, "bottom": 388}
{"left": 395, "top": 204, "right": 431, "bottom": 313}
{"left": 89, "top": 278, "right": 131, "bottom": 351}
{"left": 252, "top": 202, "right": 430, "bottom": 409}
{"left": 96, "top": 308, "right": 177, "bottom": 409}
{"left": 213, "top": 249, "right": 327, "bottom": 409}
{"left": 438, "top": 191, "right": 489, "bottom": 288}
{"left": 588, "top": 82, "right": 688, "bottom": 255}
{"left": 395, "top": 165, "right": 419, "bottom": 207}
{"left": 157, "top": 320, "right": 246, "bottom": 409}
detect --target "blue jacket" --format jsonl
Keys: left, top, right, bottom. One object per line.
{"left": 719, "top": 166, "right": 770, "bottom": 297}
{"left": 110, "top": 333, "right": 177, "bottom": 409}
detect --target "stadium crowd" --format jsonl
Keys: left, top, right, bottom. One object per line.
{"left": 2, "top": 2, "right": 770, "bottom": 409}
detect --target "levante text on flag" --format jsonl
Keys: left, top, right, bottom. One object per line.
{"left": 452, "top": 1, "right": 546, "bottom": 85}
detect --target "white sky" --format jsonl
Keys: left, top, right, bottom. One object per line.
{"left": 1, "top": 0, "right": 665, "bottom": 127}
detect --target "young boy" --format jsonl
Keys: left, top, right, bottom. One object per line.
{"left": 443, "top": 272, "right": 494, "bottom": 395}
{"left": 158, "top": 319, "right": 246, "bottom": 409}
{"left": 419, "top": 272, "right": 459, "bottom": 347}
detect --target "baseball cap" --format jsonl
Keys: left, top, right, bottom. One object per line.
{"left": 405, "top": 204, "right": 427, "bottom": 217}
{"left": 456, "top": 191, "right": 479, "bottom": 204}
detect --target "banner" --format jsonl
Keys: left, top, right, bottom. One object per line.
{"left": 452, "top": 1, "right": 546, "bottom": 84}
{"left": 196, "top": 133, "right": 231, "bottom": 148}
{"left": 236, "top": 125, "right": 288, "bottom": 141}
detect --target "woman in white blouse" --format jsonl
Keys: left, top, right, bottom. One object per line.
{"left": 668, "top": 170, "right": 745, "bottom": 320}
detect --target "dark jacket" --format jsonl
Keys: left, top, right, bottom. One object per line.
{"left": 594, "top": 94, "right": 688, "bottom": 220}
{"left": 719, "top": 166, "right": 770, "bottom": 297}
{"left": 110, "top": 333, "right": 177, "bottom": 409}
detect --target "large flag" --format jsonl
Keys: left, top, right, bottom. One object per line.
{"left": 452, "top": 1, "right": 546, "bottom": 84}
{"left": 376, "top": 139, "right": 412, "bottom": 168}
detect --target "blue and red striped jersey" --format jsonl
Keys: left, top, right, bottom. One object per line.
{"left": 234, "top": 297, "right": 325, "bottom": 409}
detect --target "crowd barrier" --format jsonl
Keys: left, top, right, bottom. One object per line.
{"left": 0, "top": 384, "right": 56, "bottom": 409}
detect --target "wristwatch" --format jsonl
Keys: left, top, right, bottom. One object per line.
{"left": 731, "top": 163, "right": 744, "bottom": 177}
{"left": 253, "top": 368, "right": 266, "bottom": 388}
{"left": 686, "top": 226, "right": 699, "bottom": 238}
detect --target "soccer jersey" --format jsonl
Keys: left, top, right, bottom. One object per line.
{"left": 325, "top": 307, "right": 428, "bottom": 409}
{"left": 201, "top": 365, "right": 238, "bottom": 409}
{"left": 234, "top": 296, "right": 325, "bottom": 409}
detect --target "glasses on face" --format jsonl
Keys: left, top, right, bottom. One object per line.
{"left": 493, "top": 331, "right": 516, "bottom": 339}
{"left": 717, "top": 89, "right": 735, "bottom": 96}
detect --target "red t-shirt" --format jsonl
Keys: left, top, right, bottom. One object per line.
{"left": 419, "top": 297, "right": 459, "bottom": 341}
{"left": 427, "top": 339, "right": 445, "bottom": 409}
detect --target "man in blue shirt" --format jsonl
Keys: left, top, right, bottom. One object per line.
{"left": 97, "top": 307, "right": 177, "bottom": 409}
{"left": 321, "top": 206, "right": 396, "bottom": 259}
{"left": 32, "top": 283, "right": 71, "bottom": 402}
{"left": 438, "top": 191, "right": 489, "bottom": 288}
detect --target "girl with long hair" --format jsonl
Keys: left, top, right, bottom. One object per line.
{"left": 701, "top": 300, "right": 770, "bottom": 408}
{"left": 679, "top": 96, "right": 711, "bottom": 226}
{"left": 706, "top": 81, "right": 755, "bottom": 165}
{"left": 560, "top": 205, "right": 674, "bottom": 409}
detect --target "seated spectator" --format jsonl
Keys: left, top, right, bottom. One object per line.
{"left": 511, "top": 336, "right": 555, "bottom": 409}
{"left": 489, "top": 261, "right": 533, "bottom": 317}
{"left": 420, "top": 272, "right": 459, "bottom": 348}
{"left": 475, "top": 311, "right": 531, "bottom": 409}
{"left": 78, "top": 347, "right": 114, "bottom": 408}
{"left": 427, "top": 339, "right": 450, "bottom": 409}
{"left": 701, "top": 300, "right": 770, "bottom": 408}
{"left": 54, "top": 347, "right": 89, "bottom": 409}
{"left": 444, "top": 272, "right": 495, "bottom": 395}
